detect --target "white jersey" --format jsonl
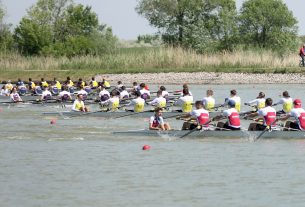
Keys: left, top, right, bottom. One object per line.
{"left": 150, "top": 116, "right": 164, "bottom": 125}
{"left": 41, "top": 90, "right": 52, "bottom": 100}
{"left": 59, "top": 90, "right": 71, "bottom": 100}
{"left": 99, "top": 89, "right": 111, "bottom": 103}
{"left": 258, "top": 106, "right": 277, "bottom": 126}
{"left": 130, "top": 97, "right": 145, "bottom": 106}
{"left": 225, "top": 96, "right": 241, "bottom": 112}
{"left": 120, "top": 90, "right": 130, "bottom": 99}
{"left": 175, "top": 95, "right": 193, "bottom": 106}
{"left": 275, "top": 97, "right": 293, "bottom": 113}
{"left": 140, "top": 89, "right": 151, "bottom": 96}
{"left": 246, "top": 98, "right": 265, "bottom": 109}
{"left": 223, "top": 108, "right": 240, "bottom": 128}
{"left": 149, "top": 97, "right": 167, "bottom": 105}
{"left": 77, "top": 89, "right": 88, "bottom": 96}
{"left": 289, "top": 108, "right": 305, "bottom": 130}
{"left": 161, "top": 91, "right": 169, "bottom": 97}
{"left": 10, "top": 92, "right": 22, "bottom": 102}
{"left": 0, "top": 89, "right": 9, "bottom": 96}
{"left": 202, "top": 96, "right": 215, "bottom": 111}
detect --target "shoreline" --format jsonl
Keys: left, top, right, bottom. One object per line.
{"left": 96, "top": 72, "right": 305, "bottom": 85}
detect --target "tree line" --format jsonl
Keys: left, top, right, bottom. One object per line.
{"left": 0, "top": 0, "right": 300, "bottom": 57}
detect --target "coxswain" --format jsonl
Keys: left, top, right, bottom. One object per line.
{"left": 41, "top": 87, "right": 52, "bottom": 101}
{"left": 274, "top": 91, "right": 293, "bottom": 114}
{"left": 102, "top": 91, "right": 120, "bottom": 111}
{"left": 127, "top": 91, "right": 145, "bottom": 112}
{"left": 99, "top": 85, "right": 111, "bottom": 104}
{"left": 278, "top": 99, "right": 305, "bottom": 131}
{"left": 10, "top": 87, "right": 22, "bottom": 103}
{"left": 59, "top": 86, "right": 72, "bottom": 102}
{"left": 180, "top": 101, "right": 210, "bottom": 130}
{"left": 72, "top": 94, "right": 88, "bottom": 112}
{"left": 148, "top": 90, "right": 167, "bottom": 108}
{"left": 174, "top": 88, "right": 193, "bottom": 113}
{"left": 77, "top": 85, "right": 88, "bottom": 100}
{"left": 245, "top": 92, "right": 265, "bottom": 110}
{"left": 247, "top": 98, "right": 277, "bottom": 131}
{"left": 213, "top": 100, "right": 241, "bottom": 131}
{"left": 202, "top": 89, "right": 215, "bottom": 111}
{"left": 224, "top": 89, "right": 241, "bottom": 112}
{"left": 40, "top": 78, "right": 49, "bottom": 88}
{"left": 139, "top": 83, "right": 151, "bottom": 100}
{"left": 90, "top": 77, "right": 98, "bottom": 89}
{"left": 5, "top": 80, "right": 13, "bottom": 92}
{"left": 119, "top": 86, "right": 130, "bottom": 100}
{"left": 149, "top": 107, "right": 171, "bottom": 131}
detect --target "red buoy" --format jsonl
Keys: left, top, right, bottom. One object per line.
{"left": 50, "top": 119, "right": 56, "bottom": 125}
{"left": 142, "top": 145, "right": 151, "bottom": 151}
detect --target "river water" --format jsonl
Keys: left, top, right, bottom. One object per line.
{"left": 1, "top": 84, "right": 305, "bottom": 207}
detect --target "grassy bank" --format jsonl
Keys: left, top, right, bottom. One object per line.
{"left": 0, "top": 47, "right": 303, "bottom": 81}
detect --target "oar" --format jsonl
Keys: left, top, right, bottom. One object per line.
{"left": 67, "top": 109, "right": 109, "bottom": 118}
{"left": 150, "top": 90, "right": 182, "bottom": 94}
{"left": 113, "top": 109, "right": 155, "bottom": 119}
{"left": 180, "top": 119, "right": 213, "bottom": 138}
{"left": 255, "top": 119, "right": 277, "bottom": 141}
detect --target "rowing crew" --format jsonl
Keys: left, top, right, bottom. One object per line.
{"left": 149, "top": 98, "right": 305, "bottom": 132}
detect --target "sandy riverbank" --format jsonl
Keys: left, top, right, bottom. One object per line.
{"left": 96, "top": 72, "right": 305, "bottom": 85}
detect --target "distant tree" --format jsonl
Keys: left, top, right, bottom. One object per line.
{"left": 136, "top": 0, "right": 238, "bottom": 52}
{"left": 0, "top": 1, "right": 14, "bottom": 52}
{"left": 238, "top": 0, "right": 298, "bottom": 52}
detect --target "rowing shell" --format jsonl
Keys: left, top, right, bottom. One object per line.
{"left": 42, "top": 111, "right": 223, "bottom": 118}
{"left": 113, "top": 129, "right": 305, "bottom": 139}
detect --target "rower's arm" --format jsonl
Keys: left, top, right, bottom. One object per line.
{"left": 213, "top": 115, "right": 224, "bottom": 121}
{"left": 278, "top": 114, "right": 290, "bottom": 121}
{"left": 247, "top": 112, "right": 259, "bottom": 118}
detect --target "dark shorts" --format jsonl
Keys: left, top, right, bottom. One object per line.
{"left": 223, "top": 123, "right": 241, "bottom": 131}
{"left": 255, "top": 124, "right": 267, "bottom": 131}
{"left": 288, "top": 122, "right": 301, "bottom": 130}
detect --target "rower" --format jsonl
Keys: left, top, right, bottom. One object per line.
{"left": 34, "top": 85, "right": 43, "bottom": 95}
{"left": 72, "top": 94, "right": 88, "bottom": 112}
{"left": 180, "top": 101, "right": 209, "bottom": 130}
{"left": 40, "top": 78, "right": 49, "bottom": 88}
{"left": 213, "top": 100, "right": 241, "bottom": 131}
{"left": 148, "top": 90, "right": 167, "bottom": 108}
{"left": 132, "top": 82, "right": 140, "bottom": 93}
{"left": 102, "top": 78, "right": 111, "bottom": 89}
{"left": 139, "top": 83, "right": 151, "bottom": 100}
{"left": 99, "top": 85, "right": 111, "bottom": 104}
{"left": 102, "top": 91, "right": 120, "bottom": 111}
{"left": 278, "top": 99, "right": 305, "bottom": 131}
{"left": 59, "top": 86, "right": 72, "bottom": 102}
{"left": 127, "top": 91, "right": 145, "bottom": 112}
{"left": 90, "top": 77, "right": 98, "bottom": 89}
{"left": 77, "top": 78, "right": 86, "bottom": 89}
{"left": 174, "top": 88, "right": 193, "bottom": 113}
{"left": 50, "top": 81, "right": 60, "bottom": 95}
{"left": 41, "top": 87, "right": 52, "bottom": 101}
{"left": 77, "top": 85, "right": 88, "bottom": 100}
{"left": 84, "top": 84, "right": 92, "bottom": 94}
{"left": 274, "top": 91, "right": 293, "bottom": 115}
{"left": 159, "top": 86, "right": 169, "bottom": 98}
{"left": 28, "top": 78, "right": 36, "bottom": 92}
{"left": 202, "top": 89, "right": 215, "bottom": 112}
{"left": 149, "top": 107, "right": 171, "bottom": 131}
{"left": 117, "top": 81, "right": 124, "bottom": 89}
{"left": 18, "top": 85, "right": 27, "bottom": 96}
{"left": 247, "top": 98, "right": 277, "bottom": 131}
{"left": 182, "top": 84, "right": 193, "bottom": 96}
{"left": 65, "top": 76, "right": 74, "bottom": 88}
{"left": 16, "top": 78, "right": 24, "bottom": 87}
{"left": 54, "top": 78, "right": 62, "bottom": 91}
{"left": 119, "top": 86, "right": 130, "bottom": 100}
{"left": 5, "top": 80, "right": 13, "bottom": 92}
{"left": 245, "top": 92, "right": 265, "bottom": 110}
{"left": 10, "top": 87, "right": 22, "bottom": 103}
{"left": 224, "top": 89, "right": 241, "bottom": 112}
{"left": 0, "top": 85, "right": 9, "bottom": 96}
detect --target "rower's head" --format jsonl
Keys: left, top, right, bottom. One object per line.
{"left": 157, "top": 90, "right": 162, "bottom": 97}
{"left": 283, "top": 91, "right": 290, "bottom": 98}
{"left": 183, "top": 88, "right": 189, "bottom": 96}
{"left": 77, "top": 94, "right": 83, "bottom": 100}
{"left": 118, "top": 81, "right": 122, "bottom": 85}
{"left": 121, "top": 86, "right": 126, "bottom": 91}
{"left": 92, "top": 77, "right": 95, "bottom": 81}
{"left": 62, "top": 86, "right": 68, "bottom": 91}
{"left": 230, "top": 89, "right": 237, "bottom": 97}
{"left": 140, "top": 83, "right": 146, "bottom": 89}
{"left": 111, "top": 91, "right": 119, "bottom": 97}
{"left": 293, "top": 99, "right": 302, "bottom": 108}
{"left": 183, "top": 84, "right": 189, "bottom": 90}
{"left": 133, "top": 82, "right": 137, "bottom": 86}
{"left": 195, "top": 101, "right": 204, "bottom": 109}
{"left": 18, "top": 78, "right": 21, "bottom": 82}
{"left": 43, "top": 87, "right": 48, "bottom": 91}
{"left": 67, "top": 76, "right": 71, "bottom": 81}
{"left": 54, "top": 77, "right": 57, "bottom": 81}
{"left": 79, "top": 78, "right": 82, "bottom": 81}
{"left": 41, "top": 78, "right": 44, "bottom": 81}
{"left": 155, "top": 107, "right": 163, "bottom": 117}
{"left": 265, "top": 98, "right": 273, "bottom": 106}
{"left": 160, "top": 86, "right": 166, "bottom": 91}
{"left": 228, "top": 100, "right": 236, "bottom": 108}
{"left": 11, "top": 87, "right": 17, "bottom": 93}
{"left": 207, "top": 89, "right": 213, "bottom": 96}
{"left": 257, "top": 92, "right": 265, "bottom": 99}
{"left": 29, "top": 78, "right": 32, "bottom": 81}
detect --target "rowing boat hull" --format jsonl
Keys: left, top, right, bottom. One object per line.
{"left": 113, "top": 130, "right": 305, "bottom": 139}
{"left": 42, "top": 111, "right": 222, "bottom": 118}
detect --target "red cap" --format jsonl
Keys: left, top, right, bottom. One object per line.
{"left": 294, "top": 99, "right": 302, "bottom": 108}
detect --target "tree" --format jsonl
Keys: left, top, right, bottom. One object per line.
{"left": 238, "top": 0, "right": 298, "bottom": 52}
{"left": 0, "top": 1, "right": 14, "bottom": 51}
{"left": 136, "top": 0, "right": 238, "bottom": 52}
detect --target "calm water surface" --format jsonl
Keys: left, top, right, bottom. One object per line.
{"left": 1, "top": 84, "right": 305, "bottom": 207}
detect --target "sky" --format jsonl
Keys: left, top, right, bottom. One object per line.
{"left": 2, "top": 0, "right": 305, "bottom": 40}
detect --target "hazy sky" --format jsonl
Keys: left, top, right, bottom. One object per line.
{"left": 2, "top": 0, "right": 305, "bottom": 40}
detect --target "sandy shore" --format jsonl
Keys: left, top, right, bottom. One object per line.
{"left": 96, "top": 72, "right": 305, "bottom": 85}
